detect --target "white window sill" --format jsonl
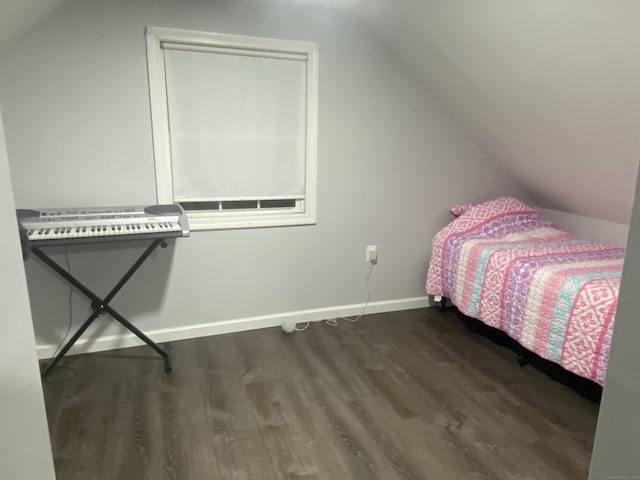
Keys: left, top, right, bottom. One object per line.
{"left": 186, "top": 211, "right": 317, "bottom": 231}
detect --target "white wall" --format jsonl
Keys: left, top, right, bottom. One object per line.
{"left": 0, "top": 108, "right": 55, "bottom": 479}
{"left": 0, "top": 0, "right": 526, "bottom": 354}
{"left": 589, "top": 163, "right": 640, "bottom": 478}
{"left": 537, "top": 207, "right": 630, "bottom": 248}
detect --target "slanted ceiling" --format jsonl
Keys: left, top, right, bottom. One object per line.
{"left": 0, "top": 0, "right": 67, "bottom": 49}
{"left": 2, "top": 0, "right": 639, "bottom": 224}
{"left": 354, "top": 0, "right": 640, "bottom": 224}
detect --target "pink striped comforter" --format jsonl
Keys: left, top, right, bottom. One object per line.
{"left": 425, "top": 196, "right": 624, "bottom": 385}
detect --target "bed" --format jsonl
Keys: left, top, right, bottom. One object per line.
{"left": 425, "top": 196, "right": 624, "bottom": 386}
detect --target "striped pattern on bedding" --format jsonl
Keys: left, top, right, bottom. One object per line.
{"left": 425, "top": 196, "right": 624, "bottom": 385}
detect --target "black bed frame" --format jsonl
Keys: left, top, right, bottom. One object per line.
{"left": 437, "top": 297, "right": 603, "bottom": 403}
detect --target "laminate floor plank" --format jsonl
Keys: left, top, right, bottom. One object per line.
{"left": 42, "top": 308, "right": 599, "bottom": 479}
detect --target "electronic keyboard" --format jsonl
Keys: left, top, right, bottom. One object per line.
{"left": 16, "top": 204, "right": 190, "bottom": 246}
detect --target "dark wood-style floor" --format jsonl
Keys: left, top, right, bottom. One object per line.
{"left": 42, "top": 308, "right": 599, "bottom": 480}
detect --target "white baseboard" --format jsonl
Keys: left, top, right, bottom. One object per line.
{"left": 36, "top": 296, "right": 430, "bottom": 359}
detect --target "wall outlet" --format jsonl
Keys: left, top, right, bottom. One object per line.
{"left": 366, "top": 245, "right": 378, "bottom": 264}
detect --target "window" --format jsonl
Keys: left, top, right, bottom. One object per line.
{"left": 145, "top": 26, "right": 319, "bottom": 230}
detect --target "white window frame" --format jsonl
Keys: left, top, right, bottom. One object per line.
{"left": 145, "top": 26, "right": 319, "bottom": 231}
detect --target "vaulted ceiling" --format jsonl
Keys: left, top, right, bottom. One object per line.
{"left": 0, "top": 0, "right": 67, "bottom": 48}
{"left": 353, "top": 0, "right": 640, "bottom": 224}
{"left": 2, "top": 0, "right": 639, "bottom": 223}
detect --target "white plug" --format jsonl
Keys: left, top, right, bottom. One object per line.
{"left": 366, "top": 245, "right": 378, "bottom": 264}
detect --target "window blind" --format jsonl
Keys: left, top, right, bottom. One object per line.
{"left": 163, "top": 47, "right": 308, "bottom": 201}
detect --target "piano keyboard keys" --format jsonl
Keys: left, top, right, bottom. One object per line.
{"left": 26, "top": 222, "right": 183, "bottom": 241}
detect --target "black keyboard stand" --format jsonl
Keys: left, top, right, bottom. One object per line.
{"left": 31, "top": 238, "right": 172, "bottom": 378}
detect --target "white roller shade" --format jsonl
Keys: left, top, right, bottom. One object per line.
{"left": 163, "top": 47, "right": 308, "bottom": 200}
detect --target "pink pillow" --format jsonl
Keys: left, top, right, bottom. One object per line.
{"left": 451, "top": 196, "right": 534, "bottom": 217}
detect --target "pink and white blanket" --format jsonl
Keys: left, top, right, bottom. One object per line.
{"left": 425, "top": 196, "right": 624, "bottom": 385}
